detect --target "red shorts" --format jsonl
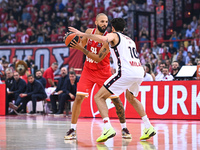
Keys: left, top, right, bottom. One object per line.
{"left": 77, "top": 66, "right": 112, "bottom": 97}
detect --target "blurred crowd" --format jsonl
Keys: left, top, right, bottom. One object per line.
{"left": 0, "top": 0, "right": 131, "bottom": 44}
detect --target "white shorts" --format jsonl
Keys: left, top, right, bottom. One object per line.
{"left": 104, "top": 72, "right": 143, "bottom": 97}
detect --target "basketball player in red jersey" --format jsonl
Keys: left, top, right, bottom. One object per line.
{"left": 64, "top": 13, "right": 131, "bottom": 140}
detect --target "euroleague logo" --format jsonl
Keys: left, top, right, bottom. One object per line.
{"left": 90, "top": 84, "right": 127, "bottom": 117}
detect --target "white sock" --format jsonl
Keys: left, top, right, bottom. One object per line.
{"left": 103, "top": 117, "right": 111, "bottom": 130}
{"left": 120, "top": 122, "right": 126, "bottom": 129}
{"left": 71, "top": 124, "right": 77, "bottom": 130}
{"left": 142, "top": 115, "right": 151, "bottom": 129}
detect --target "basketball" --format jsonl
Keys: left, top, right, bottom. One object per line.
{"left": 64, "top": 32, "right": 80, "bottom": 47}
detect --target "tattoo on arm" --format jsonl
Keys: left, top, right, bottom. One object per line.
{"left": 106, "top": 37, "right": 109, "bottom": 43}
{"left": 83, "top": 48, "right": 89, "bottom": 56}
{"left": 99, "top": 48, "right": 107, "bottom": 58}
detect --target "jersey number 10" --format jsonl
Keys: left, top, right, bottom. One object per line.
{"left": 128, "top": 46, "right": 138, "bottom": 59}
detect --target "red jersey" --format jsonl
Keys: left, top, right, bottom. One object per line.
{"left": 43, "top": 67, "right": 54, "bottom": 88}
{"left": 84, "top": 28, "right": 110, "bottom": 70}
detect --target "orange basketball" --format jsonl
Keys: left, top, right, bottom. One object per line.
{"left": 64, "top": 32, "right": 80, "bottom": 47}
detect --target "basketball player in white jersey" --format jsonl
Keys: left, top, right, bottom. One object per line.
{"left": 69, "top": 18, "right": 156, "bottom": 142}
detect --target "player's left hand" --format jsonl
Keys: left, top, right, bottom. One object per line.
{"left": 70, "top": 40, "right": 84, "bottom": 51}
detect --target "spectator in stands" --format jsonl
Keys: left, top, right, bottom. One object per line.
{"left": 25, "top": 55, "right": 35, "bottom": 68}
{"left": 14, "top": 74, "right": 47, "bottom": 115}
{"left": 176, "top": 46, "right": 187, "bottom": 60}
{"left": 152, "top": 41, "right": 160, "bottom": 55}
{"left": 5, "top": 34, "right": 16, "bottom": 44}
{"left": 170, "top": 31, "right": 179, "bottom": 49}
{"left": 29, "top": 30, "right": 38, "bottom": 44}
{"left": 171, "top": 61, "right": 180, "bottom": 80}
{"left": 168, "top": 43, "right": 177, "bottom": 55}
{"left": 179, "top": 23, "right": 187, "bottom": 39}
{"left": 162, "top": 47, "right": 171, "bottom": 60}
{"left": 59, "top": 13, "right": 68, "bottom": 29}
{"left": 158, "top": 42, "right": 167, "bottom": 54}
{"left": 54, "top": 0, "right": 65, "bottom": 11}
{"left": 86, "top": 12, "right": 95, "bottom": 28}
{"left": 110, "top": 6, "right": 123, "bottom": 19}
{"left": 15, "top": 28, "right": 23, "bottom": 43}
{"left": 8, "top": 23, "right": 17, "bottom": 38}
{"left": 195, "top": 25, "right": 200, "bottom": 37}
{"left": 155, "top": 62, "right": 166, "bottom": 80}
{"left": 185, "top": 52, "right": 193, "bottom": 65}
{"left": 21, "top": 30, "right": 29, "bottom": 44}
{"left": 191, "top": 16, "right": 198, "bottom": 31}
{"left": 186, "top": 24, "right": 195, "bottom": 39}
{"left": 50, "top": 67, "right": 69, "bottom": 115}
{"left": 37, "top": 10, "right": 44, "bottom": 25}
{"left": 0, "top": 8, "right": 8, "bottom": 24}
{"left": 93, "top": 2, "right": 104, "bottom": 17}
{"left": 40, "top": 0, "right": 51, "bottom": 13}
{"left": 176, "top": 54, "right": 185, "bottom": 68}
{"left": 26, "top": 21, "right": 34, "bottom": 37}
{"left": 1, "top": 62, "right": 9, "bottom": 81}
{"left": 43, "top": 62, "right": 58, "bottom": 88}
{"left": 21, "top": 8, "right": 31, "bottom": 22}
{"left": 25, "top": 55, "right": 37, "bottom": 74}
{"left": 187, "top": 40, "right": 199, "bottom": 53}
{"left": 9, "top": 55, "right": 18, "bottom": 70}
{"left": 145, "top": 63, "right": 155, "bottom": 81}
{"left": 35, "top": 70, "right": 46, "bottom": 88}
{"left": 5, "top": 68, "right": 15, "bottom": 91}
{"left": 1, "top": 55, "right": 7, "bottom": 64}
{"left": 65, "top": 71, "right": 78, "bottom": 115}
{"left": 165, "top": 59, "right": 172, "bottom": 73}
{"left": 190, "top": 46, "right": 199, "bottom": 58}
{"left": 7, "top": 72, "right": 26, "bottom": 115}
{"left": 139, "top": 27, "right": 149, "bottom": 47}
{"left": 0, "top": 23, "right": 8, "bottom": 42}
{"left": 50, "top": 29, "right": 58, "bottom": 42}
{"left": 143, "top": 65, "right": 153, "bottom": 81}
{"left": 160, "top": 67, "right": 174, "bottom": 81}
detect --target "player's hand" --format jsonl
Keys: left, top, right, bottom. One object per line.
{"left": 70, "top": 40, "right": 84, "bottom": 51}
{"left": 68, "top": 27, "right": 83, "bottom": 36}
{"left": 63, "top": 32, "right": 69, "bottom": 42}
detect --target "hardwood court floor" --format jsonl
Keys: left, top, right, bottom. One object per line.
{"left": 0, "top": 115, "right": 200, "bottom": 150}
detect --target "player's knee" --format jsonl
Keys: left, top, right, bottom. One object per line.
{"left": 74, "top": 95, "right": 84, "bottom": 104}
{"left": 94, "top": 94, "right": 99, "bottom": 103}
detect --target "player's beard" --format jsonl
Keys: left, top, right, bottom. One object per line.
{"left": 97, "top": 25, "right": 107, "bottom": 33}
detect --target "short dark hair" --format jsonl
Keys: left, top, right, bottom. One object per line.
{"left": 2, "top": 55, "right": 6, "bottom": 59}
{"left": 145, "top": 63, "right": 151, "bottom": 73}
{"left": 111, "top": 18, "right": 126, "bottom": 32}
{"left": 52, "top": 62, "right": 58, "bottom": 66}
{"left": 36, "top": 70, "right": 42, "bottom": 73}
{"left": 160, "top": 62, "right": 166, "bottom": 66}
{"left": 163, "top": 67, "right": 169, "bottom": 70}
{"left": 28, "top": 74, "right": 34, "bottom": 78}
{"left": 69, "top": 71, "right": 76, "bottom": 76}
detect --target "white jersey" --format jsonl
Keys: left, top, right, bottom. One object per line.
{"left": 110, "top": 32, "right": 144, "bottom": 78}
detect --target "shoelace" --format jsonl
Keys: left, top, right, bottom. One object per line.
{"left": 123, "top": 128, "right": 130, "bottom": 134}
{"left": 66, "top": 129, "right": 74, "bottom": 135}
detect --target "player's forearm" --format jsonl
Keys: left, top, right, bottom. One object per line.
{"left": 82, "top": 33, "right": 107, "bottom": 44}
{"left": 82, "top": 48, "right": 102, "bottom": 62}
